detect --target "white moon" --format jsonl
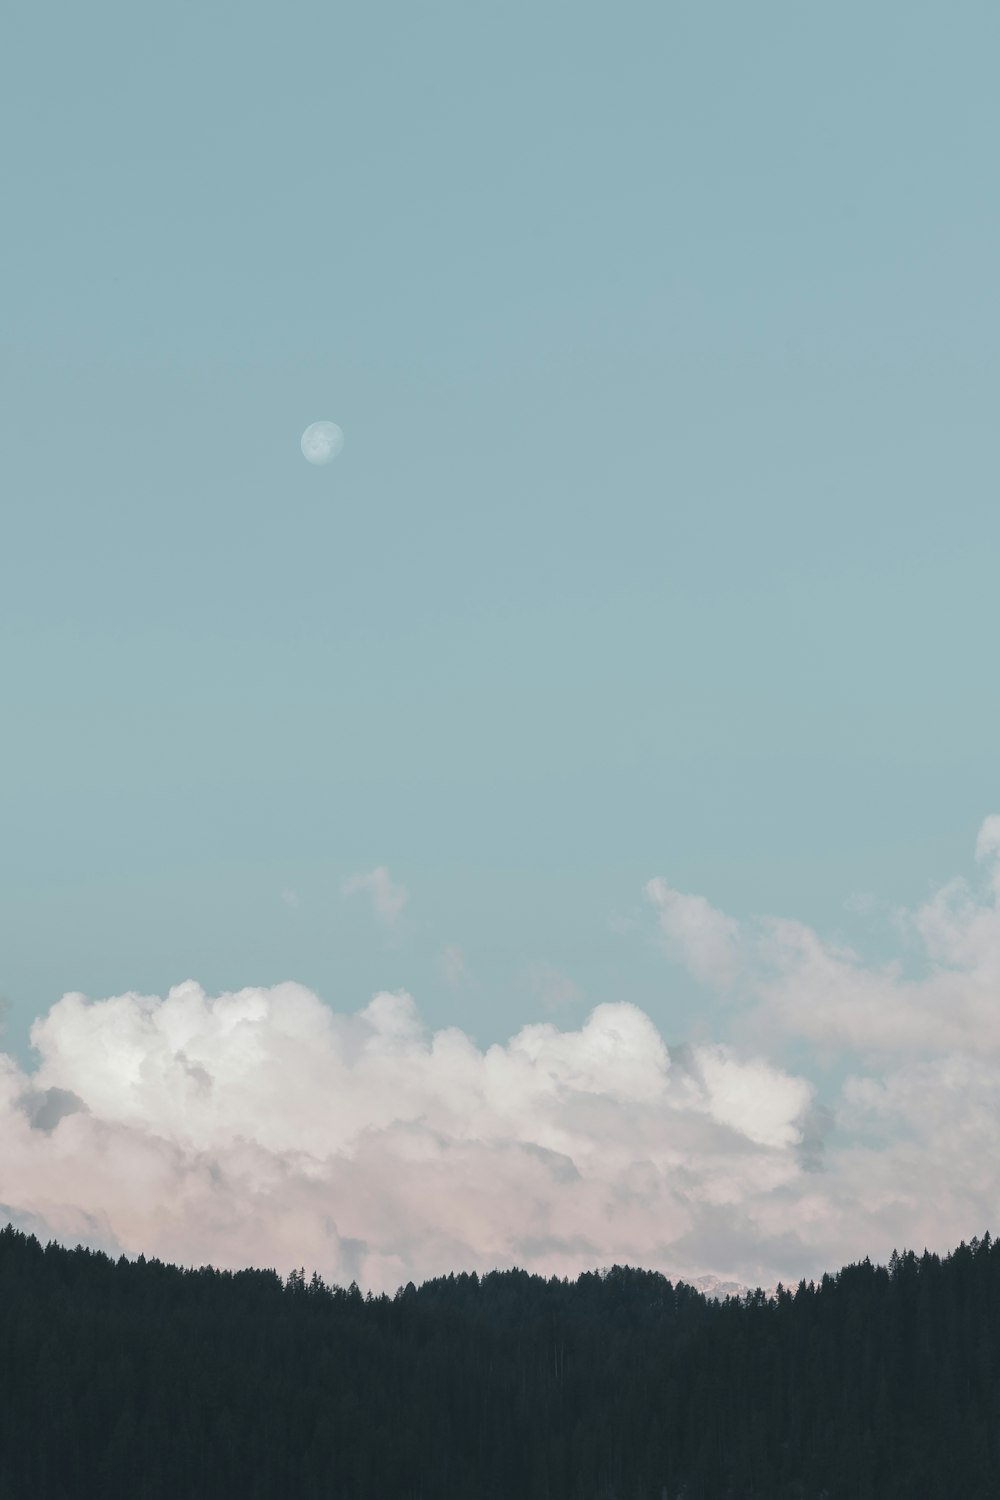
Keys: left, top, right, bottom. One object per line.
{"left": 301, "top": 420, "right": 344, "bottom": 465}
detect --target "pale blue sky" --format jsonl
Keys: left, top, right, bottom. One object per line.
{"left": 3, "top": 0, "right": 999, "bottom": 1068}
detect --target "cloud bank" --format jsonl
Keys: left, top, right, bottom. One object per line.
{"left": 1, "top": 984, "right": 815, "bottom": 1290}
{"left": 2, "top": 820, "right": 999, "bottom": 1292}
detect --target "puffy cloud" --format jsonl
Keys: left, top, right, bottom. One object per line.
{"left": 0, "top": 984, "right": 814, "bottom": 1292}
{"left": 342, "top": 866, "right": 408, "bottom": 928}
{"left": 689, "top": 1047, "right": 812, "bottom": 1150}
{"left": 645, "top": 881, "right": 742, "bottom": 988}
{"left": 4, "top": 819, "right": 1000, "bottom": 1295}
{"left": 635, "top": 815, "right": 1000, "bottom": 1274}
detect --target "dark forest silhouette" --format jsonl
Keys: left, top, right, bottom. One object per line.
{"left": 1, "top": 1221, "right": 996, "bottom": 1498}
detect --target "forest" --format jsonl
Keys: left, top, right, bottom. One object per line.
{"left": 0, "top": 1221, "right": 997, "bottom": 1499}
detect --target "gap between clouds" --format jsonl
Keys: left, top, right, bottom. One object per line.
{"left": 1, "top": 819, "right": 999, "bottom": 1292}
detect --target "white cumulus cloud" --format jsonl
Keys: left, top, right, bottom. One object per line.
{"left": 4, "top": 818, "right": 1000, "bottom": 1295}
{"left": 0, "top": 984, "right": 816, "bottom": 1292}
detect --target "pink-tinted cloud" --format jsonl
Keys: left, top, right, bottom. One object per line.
{"left": 1, "top": 984, "right": 814, "bottom": 1291}
{"left": 3, "top": 819, "right": 999, "bottom": 1293}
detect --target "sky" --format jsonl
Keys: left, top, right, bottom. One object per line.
{"left": 2, "top": 1, "right": 1000, "bottom": 1290}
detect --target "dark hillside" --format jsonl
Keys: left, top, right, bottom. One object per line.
{"left": 0, "top": 1223, "right": 997, "bottom": 1498}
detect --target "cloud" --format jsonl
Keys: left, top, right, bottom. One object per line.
{"left": 843, "top": 890, "right": 878, "bottom": 916}
{"left": 528, "top": 962, "right": 582, "bottom": 1013}
{"left": 342, "top": 866, "right": 408, "bottom": 928}
{"left": 648, "top": 816, "right": 1000, "bottom": 1059}
{"left": 976, "top": 814, "right": 1000, "bottom": 870}
{"left": 645, "top": 881, "right": 742, "bottom": 988}
{"left": 441, "top": 945, "right": 466, "bottom": 986}
{"left": 4, "top": 819, "right": 1000, "bottom": 1296}
{"left": 633, "top": 815, "right": 1000, "bottom": 1271}
{"left": 687, "top": 1046, "right": 811, "bottom": 1150}
{"left": 0, "top": 982, "right": 820, "bottom": 1292}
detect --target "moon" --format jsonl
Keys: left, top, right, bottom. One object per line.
{"left": 301, "top": 421, "right": 344, "bottom": 465}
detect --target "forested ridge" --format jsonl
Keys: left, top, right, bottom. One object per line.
{"left": 1, "top": 1223, "right": 998, "bottom": 1499}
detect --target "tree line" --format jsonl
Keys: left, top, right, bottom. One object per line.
{"left": 1, "top": 1221, "right": 997, "bottom": 1498}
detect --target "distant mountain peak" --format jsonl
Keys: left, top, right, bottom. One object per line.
{"left": 685, "top": 1273, "right": 777, "bottom": 1301}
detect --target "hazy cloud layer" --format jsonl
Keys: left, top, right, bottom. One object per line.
{"left": 1, "top": 820, "right": 998, "bottom": 1291}
{"left": 647, "top": 816, "right": 1000, "bottom": 1058}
